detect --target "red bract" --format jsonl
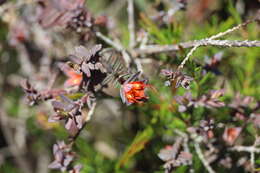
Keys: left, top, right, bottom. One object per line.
{"left": 223, "top": 127, "right": 242, "bottom": 145}
{"left": 120, "top": 81, "right": 149, "bottom": 105}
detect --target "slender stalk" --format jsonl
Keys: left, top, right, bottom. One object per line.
{"left": 127, "top": 0, "right": 135, "bottom": 49}
{"left": 95, "top": 31, "right": 123, "bottom": 51}
{"left": 68, "top": 102, "right": 96, "bottom": 145}
{"left": 177, "top": 18, "right": 259, "bottom": 70}
{"left": 95, "top": 31, "right": 131, "bottom": 67}
{"left": 229, "top": 146, "right": 260, "bottom": 153}
{"left": 194, "top": 142, "right": 215, "bottom": 173}
{"left": 177, "top": 45, "right": 199, "bottom": 70}
{"left": 134, "top": 40, "right": 260, "bottom": 55}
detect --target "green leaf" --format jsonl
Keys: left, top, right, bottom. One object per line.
{"left": 115, "top": 126, "right": 153, "bottom": 170}
{"left": 227, "top": 0, "right": 242, "bottom": 24}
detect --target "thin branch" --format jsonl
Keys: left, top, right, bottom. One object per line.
{"left": 250, "top": 136, "right": 259, "bottom": 173}
{"left": 134, "top": 40, "right": 260, "bottom": 55}
{"left": 194, "top": 141, "right": 216, "bottom": 173}
{"left": 68, "top": 102, "right": 97, "bottom": 145}
{"left": 106, "top": 0, "right": 127, "bottom": 18}
{"left": 0, "top": 109, "right": 33, "bottom": 173}
{"left": 208, "top": 19, "right": 255, "bottom": 40}
{"left": 135, "top": 18, "right": 259, "bottom": 71}
{"left": 230, "top": 144, "right": 260, "bottom": 172}
{"left": 0, "top": 0, "right": 34, "bottom": 17}
{"left": 36, "top": 148, "right": 50, "bottom": 173}
{"left": 169, "top": 18, "right": 258, "bottom": 70}
{"left": 134, "top": 58, "right": 143, "bottom": 73}
{"left": 177, "top": 45, "right": 199, "bottom": 70}
{"left": 251, "top": 148, "right": 255, "bottom": 173}
{"left": 174, "top": 130, "right": 190, "bottom": 153}
{"left": 229, "top": 146, "right": 260, "bottom": 153}
{"left": 16, "top": 44, "right": 36, "bottom": 76}
{"left": 95, "top": 31, "right": 123, "bottom": 51}
{"left": 127, "top": 0, "right": 135, "bottom": 48}
{"left": 95, "top": 31, "right": 131, "bottom": 67}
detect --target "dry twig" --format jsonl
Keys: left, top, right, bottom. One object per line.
{"left": 194, "top": 141, "right": 216, "bottom": 173}
{"left": 127, "top": 0, "right": 135, "bottom": 48}
{"left": 177, "top": 18, "right": 259, "bottom": 70}
{"left": 95, "top": 31, "right": 131, "bottom": 67}
{"left": 133, "top": 18, "right": 259, "bottom": 72}
{"left": 229, "top": 146, "right": 260, "bottom": 153}
{"left": 134, "top": 40, "right": 260, "bottom": 55}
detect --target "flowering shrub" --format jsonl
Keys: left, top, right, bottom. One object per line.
{"left": 0, "top": 0, "right": 260, "bottom": 173}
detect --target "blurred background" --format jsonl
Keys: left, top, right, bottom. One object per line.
{"left": 0, "top": 0, "right": 260, "bottom": 173}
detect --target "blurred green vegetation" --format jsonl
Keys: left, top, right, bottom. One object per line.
{"left": 0, "top": 0, "right": 259, "bottom": 173}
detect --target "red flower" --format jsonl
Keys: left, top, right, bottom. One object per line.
{"left": 62, "top": 66, "right": 83, "bottom": 87}
{"left": 120, "top": 81, "right": 149, "bottom": 105}
{"left": 65, "top": 71, "right": 82, "bottom": 87}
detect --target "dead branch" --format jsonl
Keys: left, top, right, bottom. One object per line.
{"left": 134, "top": 40, "right": 260, "bottom": 55}
{"left": 194, "top": 141, "right": 216, "bottom": 173}
{"left": 229, "top": 146, "right": 260, "bottom": 153}
{"left": 127, "top": 0, "right": 135, "bottom": 48}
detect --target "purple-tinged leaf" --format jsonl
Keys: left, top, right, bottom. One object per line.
{"left": 75, "top": 46, "right": 90, "bottom": 59}
{"left": 82, "top": 62, "right": 91, "bottom": 77}
{"left": 75, "top": 115, "right": 83, "bottom": 129}
{"left": 48, "top": 160, "right": 62, "bottom": 169}
{"left": 52, "top": 101, "right": 68, "bottom": 111}
{"left": 68, "top": 54, "right": 83, "bottom": 64}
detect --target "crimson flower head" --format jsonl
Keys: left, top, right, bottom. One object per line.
{"left": 120, "top": 81, "right": 149, "bottom": 105}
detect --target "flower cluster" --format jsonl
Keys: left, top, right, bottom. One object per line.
{"left": 120, "top": 81, "right": 149, "bottom": 105}
{"left": 68, "top": 45, "right": 107, "bottom": 92}
{"left": 20, "top": 44, "right": 153, "bottom": 171}
{"left": 50, "top": 94, "right": 95, "bottom": 135}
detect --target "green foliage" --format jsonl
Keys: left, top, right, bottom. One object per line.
{"left": 116, "top": 126, "right": 153, "bottom": 170}
{"left": 227, "top": 0, "right": 242, "bottom": 24}
{"left": 140, "top": 13, "right": 182, "bottom": 44}
{"left": 0, "top": 163, "right": 19, "bottom": 173}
